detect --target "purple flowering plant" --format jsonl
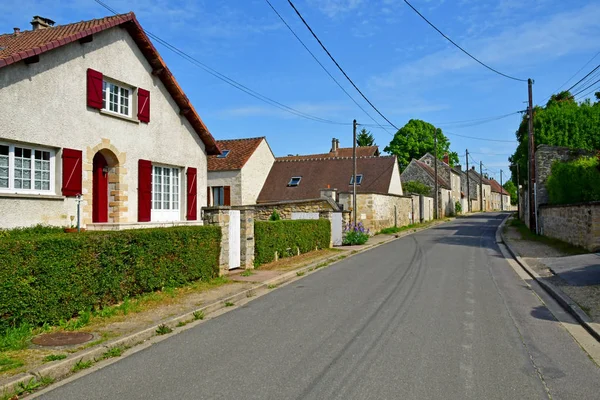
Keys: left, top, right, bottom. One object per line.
{"left": 343, "top": 222, "right": 370, "bottom": 245}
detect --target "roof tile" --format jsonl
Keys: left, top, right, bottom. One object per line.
{"left": 208, "top": 137, "right": 265, "bottom": 171}
{"left": 277, "top": 146, "right": 379, "bottom": 161}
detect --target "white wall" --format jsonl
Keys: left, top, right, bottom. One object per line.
{"left": 240, "top": 139, "right": 275, "bottom": 205}
{"left": 387, "top": 160, "right": 403, "bottom": 195}
{"left": 0, "top": 27, "right": 208, "bottom": 228}
{"left": 207, "top": 170, "right": 242, "bottom": 205}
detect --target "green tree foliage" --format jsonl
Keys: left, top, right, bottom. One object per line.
{"left": 357, "top": 128, "right": 376, "bottom": 147}
{"left": 384, "top": 119, "right": 459, "bottom": 170}
{"left": 402, "top": 180, "right": 431, "bottom": 196}
{"left": 547, "top": 156, "right": 600, "bottom": 205}
{"left": 502, "top": 180, "right": 518, "bottom": 205}
{"left": 509, "top": 91, "right": 600, "bottom": 187}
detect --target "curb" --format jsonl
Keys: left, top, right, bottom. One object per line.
{"left": 498, "top": 213, "right": 600, "bottom": 342}
{"left": 0, "top": 217, "right": 454, "bottom": 397}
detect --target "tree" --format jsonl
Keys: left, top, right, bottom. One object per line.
{"left": 356, "top": 128, "right": 376, "bottom": 147}
{"left": 503, "top": 180, "right": 518, "bottom": 205}
{"left": 402, "top": 181, "right": 431, "bottom": 196}
{"left": 384, "top": 119, "right": 459, "bottom": 170}
{"left": 509, "top": 90, "right": 600, "bottom": 188}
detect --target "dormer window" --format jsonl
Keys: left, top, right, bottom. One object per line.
{"left": 288, "top": 177, "right": 301, "bottom": 187}
{"left": 350, "top": 174, "right": 363, "bottom": 185}
{"left": 217, "top": 150, "right": 230, "bottom": 158}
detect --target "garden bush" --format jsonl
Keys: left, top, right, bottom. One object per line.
{"left": 547, "top": 156, "right": 600, "bottom": 205}
{"left": 342, "top": 222, "right": 369, "bottom": 245}
{"left": 254, "top": 220, "right": 330, "bottom": 265}
{"left": 455, "top": 201, "right": 462, "bottom": 214}
{"left": 0, "top": 226, "right": 220, "bottom": 333}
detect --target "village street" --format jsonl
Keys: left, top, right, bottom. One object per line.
{"left": 35, "top": 213, "right": 600, "bottom": 400}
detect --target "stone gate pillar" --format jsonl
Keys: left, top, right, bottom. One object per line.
{"left": 202, "top": 206, "right": 230, "bottom": 276}
{"left": 238, "top": 207, "right": 255, "bottom": 269}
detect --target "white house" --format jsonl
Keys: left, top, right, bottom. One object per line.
{"left": 0, "top": 13, "right": 220, "bottom": 229}
{"left": 207, "top": 137, "right": 275, "bottom": 206}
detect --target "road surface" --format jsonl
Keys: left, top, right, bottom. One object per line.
{"left": 37, "top": 213, "right": 600, "bottom": 399}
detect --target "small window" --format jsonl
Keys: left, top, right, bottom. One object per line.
{"left": 102, "top": 80, "right": 132, "bottom": 117}
{"left": 0, "top": 142, "right": 55, "bottom": 193}
{"left": 212, "top": 186, "right": 225, "bottom": 205}
{"left": 216, "top": 150, "right": 230, "bottom": 159}
{"left": 288, "top": 177, "right": 301, "bottom": 187}
{"left": 350, "top": 174, "right": 363, "bottom": 185}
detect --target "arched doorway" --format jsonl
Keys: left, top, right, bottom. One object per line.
{"left": 92, "top": 152, "right": 109, "bottom": 223}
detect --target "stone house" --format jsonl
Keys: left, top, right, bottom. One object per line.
{"left": 401, "top": 158, "right": 454, "bottom": 216}
{"left": 207, "top": 137, "right": 275, "bottom": 206}
{"left": 487, "top": 178, "right": 510, "bottom": 210}
{"left": 419, "top": 153, "right": 462, "bottom": 210}
{"left": 467, "top": 167, "right": 492, "bottom": 212}
{"left": 452, "top": 166, "right": 476, "bottom": 213}
{"left": 0, "top": 13, "right": 219, "bottom": 229}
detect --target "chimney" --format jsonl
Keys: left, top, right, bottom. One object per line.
{"left": 320, "top": 188, "right": 337, "bottom": 202}
{"left": 336, "top": 138, "right": 340, "bottom": 149}
{"left": 471, "top": 166, "right": 475, "bottom": 170}
{"left": 331, "top": 137, "right": 338, "bottom": 153}
{"left": 30, "top": 16, "right": 55, "bottom": 31}
{"left": 455, "top": 165, "right": 462, "bottom": 171}
{"left": 443, "top": 153, "right": 449, "bottom": 165}
{"left": 13, "top": 27, "right": 20, "bottom": 36}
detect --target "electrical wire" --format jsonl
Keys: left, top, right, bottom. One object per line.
{"left": 286, "top": 0, "right": 399, "bottom": 130}
{"left": 93, "top": 0, "right": 353, "bottom": 126}
{"left": 446, "top": 131, "right": 517, "bottom": 143}
{"left": 572, "top": 77, "right": 600, "bottom": 98}
{"left": 433, "top": 111, "right": 521, "bottom": 127}
{"left": 546, "top": 50, "right": 600, "bottom": 99}
{"left": 575, "top": 85, "right": 600, "bottom": 101}
{"left": 401, "top": 0, "right": 527, "bottom": 83}
{"left": 264, "top": 0, "right": 394, "bottom": 135}
{"left": 564, "top": 64, "right": 600, "bottom": 94}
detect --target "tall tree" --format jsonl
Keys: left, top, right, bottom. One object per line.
{"left": 356, "top": 128, "right": 376, "bottom": 147}
{"left": 503, "top": 180, "right": 518, "bottom": 205}
{"left": 384, "top": 119, "right": 459, "bottom": 170}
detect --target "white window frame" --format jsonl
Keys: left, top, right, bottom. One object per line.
{"left": 288, "top": 177, "right": 301, "bottom": 187}
{"left": 151, "top": 164, "right": 181, "bottom": 222}
{"left": 211, "top": 186, "right": 225, "bottom": 206}
{"left": 0, "top": 141, "right": 55, "bottom": 195}
{"left": 102, "top": 79, "right": 133, "bottom": 118}
{"left": 350, "top": 174, "right": 363, "bottom": 185}
{"left": 216, "top": 150, "right": 230, "bottom": 158}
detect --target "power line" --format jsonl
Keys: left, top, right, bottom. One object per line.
{"left": 572, "top": 77, "right": 600, "bottom": 98}
{"left": 263, "top": 0, "right": 393, "bottom": 135}
{"left": 565, "top": 64, "right": 600, "bottom": 94}
{"left": 575, "top": 85, "right": 600, "bottom": 101}
{"left": 445, "top": 131, "right": 517, "bottom": 143}
{"left": 433, "top": 111, "right": 521, "bottom": 126}
{"left": 286, "top": 0, "right": 399, "bottom": 130}
{"left": 547, "top": 50, "right": 600, "bottom": 97}
{"left": 401, "top": 0, "right": 527, "bottom": 83}
{"left": 93, "top": 0, "right": 353, "bottom": 126}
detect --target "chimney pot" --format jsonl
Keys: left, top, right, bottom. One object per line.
{"left": 443, "top": 153, "right": 449, "bottom": 165}
{"left": 31, "top": 15, "right": 55, "bottom": 31}
{"left": 13, "top": 27, "right": 20, "bottom": 36}
{"left": 331, "top": 137, "right": 338, "bottom": 153}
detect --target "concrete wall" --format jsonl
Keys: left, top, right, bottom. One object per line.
{"left": 240, "top": 139, "right": 275, "bottom": 205}
{"left": 539, "top": 202, "right": 600, "bottom": 251}
{"left": 207, "top": 170, "right": 242, "bottom": 206}
{"left": 0, "top": 27, "right": 208, "bottom": 228}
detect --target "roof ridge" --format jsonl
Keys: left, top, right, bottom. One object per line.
{"left": 5, "top": 13, "right": 132, "bottom": 36}
{"left": 275, "top": 155, "right": 390, "bottom": 162}
{"left": 216, "top": 136, "right": 264, "bottom": 142}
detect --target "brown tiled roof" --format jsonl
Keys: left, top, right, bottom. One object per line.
{"left": 487, "top": 178, "right": 509, "bottom": 195}
{"left": 0, "top": 13, "right": 219, "bottom": 155}
{"left": 208, "top": 137, "right": 264, "bottom": 171}
{"left": 414, "top": 160, "right": 451, "bottom": 190}
{"left": 257, "top": 156, "right": 397, "bottom": 203}
{"left": 277, "top": 146, "right": 379, "bottom": 161}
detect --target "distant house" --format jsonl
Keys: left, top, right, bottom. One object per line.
{"left": 207, "top": 137, "right": 275, "bottom": 206}
{"left": 419, "top": 153, "right": 462, "bottom": 209}
{"left": 277, "top": 138, "right": 380, "bottom": 161}
{"left": 452, "top": 166, "right": 476, "bottom": 212}
{"left": 467, "top": 167, "right": 492, "bottom": 211}
{"left": 401, "top": 157, "right": 454, "bottom": 216}
{"left": 487, "top": 178, "right": 510, "bottom": 210}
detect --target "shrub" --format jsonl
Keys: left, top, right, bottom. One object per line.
{"left": 342, "top": 222, "right": 369, "bottom": 245}
{"left": 547, "top": 156, "right": 600, "bottom": 205}
{"left": 402, "top": 181, "right": 431, "bottom": 196}
{"left": 254, "top": 220, "right": 330, "bottom": 265}
{"left": 0, "top": 226, "right": 220, "bottom": 333}
{"left": 455, "top": 201, "right": 462, "bottom": 214}
{"left": 269, "top": 210, "right": 281, "bottom": 221}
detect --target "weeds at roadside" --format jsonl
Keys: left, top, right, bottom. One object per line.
{"left": 225, "top": 302, "right": 235, "bottom": 307}
{"left": 102, "top": 347, "right": 123, "bottom": 359}
{"left": 193, "top": 311, "right": 205, "bottom": 320}
{"left": 0, "top": 355, "right": 24, "bottom": 373}
{"left": 246, "top": 291, "right": 255, "bottom": 298}
{"left": 296, "top": 271, "right": 305, "bottom": 277}
{"left": 240, "top": 270, "right": 254, "bottom": 277}
{"left": 8, "top": 376, "right": 54, "bottom": 398}
{"left": 0, "top": 323, "right": 34, "bottom": 352}
{"left": 71, "top": 359, "right": 92, "bottom": 372}
{"left": 176, "top": 321, "right": 188, "bottom": 328}
{"left": 42, "top": 354, "right": 67, "bottom": 363}
{"left": 155, "top": 324, "right": 172, "bottom": 335}
{"left": 267, "top": 284, "right": 277, "bottom": 289}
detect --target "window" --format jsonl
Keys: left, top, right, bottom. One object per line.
{"left": 0, "top": 143, "right": 54, "bottom": 194}
{"left": 212, "top": 186, "right": 224, "bottom": 206}
{"left": 288, "top": 177, "right": 301, "bottom": 187}
{"left": 152, "top": 165, "right": 180, "bottom": 221}
{"left": 216, "top": 150, "right": 230, "bottom": 158}
{"left": 350, "top": 174, "right": 363, "bottom": 185}
{"left": 102, "top": 81, "right": 132, "bottom": 117}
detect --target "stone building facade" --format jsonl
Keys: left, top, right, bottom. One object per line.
{"left": 539, "top": 202, "right": 600, "bottom": 251}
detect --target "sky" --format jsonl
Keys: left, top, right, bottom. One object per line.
{"left": 2, "top": 0, "right": 600, "bottom": 182}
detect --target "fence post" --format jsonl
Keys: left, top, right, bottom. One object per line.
{"left": 238, "top": 207, "right": 255, "bottom": 270}
{"left": 202, "top": 206, "right": 231, "bottom": 276}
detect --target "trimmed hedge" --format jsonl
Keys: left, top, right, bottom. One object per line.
{"left": 0, "top": 226, "right": 220, "bottom": 332}
{"left": 547, "top": 156, "right": 600, "bottom": 205}
{"left": 254, "top": 220, "right": 331, "bottom": 266}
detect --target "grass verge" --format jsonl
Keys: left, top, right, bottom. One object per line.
{"left": 508, "top": 218, "right": 589, "bottom": 255}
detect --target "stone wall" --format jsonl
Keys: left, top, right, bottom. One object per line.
{"left": 401, "top": 161, "right": 436, "bottom": 197}
{"left": 539, "top": 202, "right": 600, "bottom": 251}
{"left": 250, "top": 199, "right": 337, "bottom": 221}
{"left": 535, "top": 145, "right": 595, "bottom": 206}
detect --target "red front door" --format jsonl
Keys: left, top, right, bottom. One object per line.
{"left": 92, "top": 153, "right": 108, "bottom": 223}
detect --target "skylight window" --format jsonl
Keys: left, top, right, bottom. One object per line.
{"left": 288, "top": 177, "right": 301, "bottom": 187}
{"left": 217, "top": 150, "right": 230, "bottom": 158}
{"left": 350, "top": 174, "right": 363, "bottom": 185}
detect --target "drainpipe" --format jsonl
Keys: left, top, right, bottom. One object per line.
{"left": 76, "top": 194, "right": 82, "bottom": 232}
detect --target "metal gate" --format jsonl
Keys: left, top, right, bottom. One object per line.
{"left": 331, "top": 212, "right": 343, "bottom": 246}
{"left": 228, "top": 210, "right": 240, "bottom": 270}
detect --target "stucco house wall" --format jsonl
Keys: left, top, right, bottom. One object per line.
{"left": 0, "top": 27, "right": 207, "bottom": 228}
{"left": 240, "top": 139, "right": 275, "bottom": 205}
{"left": 207, "top": 170, "right": 242, "bottom": 206}
{"left": 387, "top": 161, "right": 404, "bottom": 195}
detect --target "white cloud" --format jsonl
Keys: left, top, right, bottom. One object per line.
{"left": 308, "top": 0, "right": 364, "bottom": 18}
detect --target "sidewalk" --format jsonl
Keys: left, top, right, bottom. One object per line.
{"left": 501, "top": 215, "right": 600, "bottom": 338}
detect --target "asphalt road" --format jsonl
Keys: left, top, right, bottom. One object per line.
{"left": 38, "top": 213, "right": 600, "bottom": 399}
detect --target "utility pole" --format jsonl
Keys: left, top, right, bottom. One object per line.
{"left": 480, "top": 161, "right": 483, "bottom": 212}
{"left": 466, "top": 149, "right": 470, "bottom": 213}
{"left": 527, "top": 78, "right": 536, "bottom": 232}
{"left": 500, "top": 169, "right": 503, "bottom": 211}
{"left": 353, "top": 119, "right": 357, "bottom": 226}
{"left": 434, "top": 128, "right": 439, "bottom": 219}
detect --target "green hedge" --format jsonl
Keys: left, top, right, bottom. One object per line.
{"left": 547, "top": 156, "right": 600, "bottom": 205}
{"left": 254, "top": 220, "right": 331, "bottom": 266}
{"left": 0, "top": 226, "right": 220, "bottom": 332}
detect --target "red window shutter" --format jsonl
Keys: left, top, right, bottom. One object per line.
{"left": 87, "top": 68, "right": 103, "bottom": 109}
{"left": 187, "top": 168, "right": 197, "bottom": 220}
{"left": 137, "top": 88, "right": 150, "bottom": 123}
{"left": 207, "top": 186, "right": 211, "bottom": 207}
{"left": 224, "top": 186, "right": 231, "bottom": 206}
{"left": 138, "top": 160, "right": 152, "bottom": 222}
{"left": 61, "top": 148, "right": 82, "bottom": 197}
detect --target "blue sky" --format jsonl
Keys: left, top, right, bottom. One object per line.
{"left": 2, "top": 0, "right": 600, "bottom": 182}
